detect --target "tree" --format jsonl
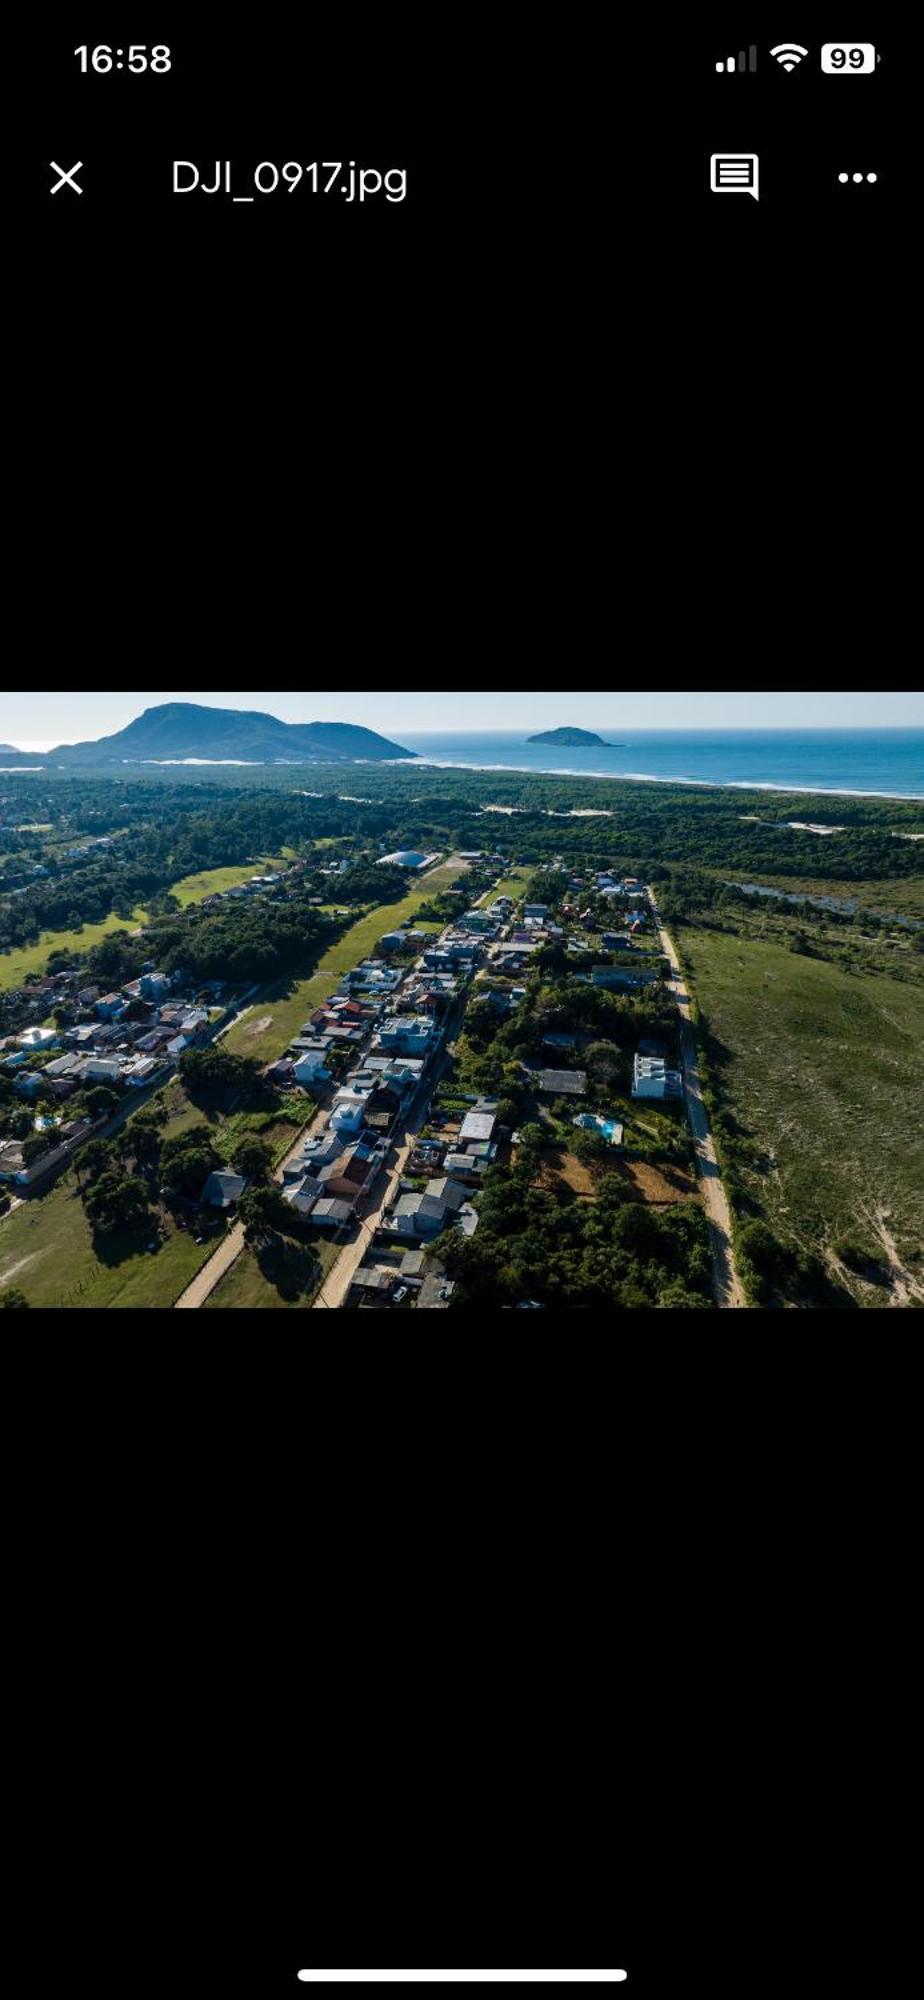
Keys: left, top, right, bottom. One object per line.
{"left": 585, "top": 1040, "right": 628, "bottom": 1094}
{"left": 180, "top": 1047, "right": 262, "bottom": 1105}
{"left": 85, "top": 1085, "right": 120, "bottom": 1119}
{"left": 239, "top": 1184, "right": 291, "bottom": 1244}
{"left": 161, "top": 1127, "right": 223, "bottom": 1199}
{"left": 84, "top": 1171, "right": 155, "bottom": 1236}
{"left": 0, "top": 1288, "right": 30, "bottom": 1309}
{"left": 130, "top": 1110, "right": 166, "bottom": 1175}
{"left": 231, "top": 1135, "right": 274, "bottom": 1182}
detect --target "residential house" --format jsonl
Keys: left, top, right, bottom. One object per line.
{"left": 459, "top": 1106, "right": 498, "bottom": 1145}
{"left": 298, "top": 1130, "right": 346, "bottom": 1171}
{"left": 591, "top": 965, "right": 658, "bottom": 990}
{"left": 349, "top": 1267, "right": 398, "bottom": 1303}
{"left": 633, "top": 1055, "right": 683, "bottom": 1102}
{"left": 425, "top": 1177, "right": 469, "bottom": 1213}
{"left": 83, "top": 1057, "right": 123, "bottom": 1085}
{"left": 293, "top": 1051, "right": 332, "bottom": 1088}
{"left": 201, "top": 1171, "right": 249, "bottom": 1210}
{"left": 139, "top": 971, "right": 172, "bottom": 1002}
{"left": 443, "top": 1153, "right": 489, "bottom": 1184}
{"left": 393, "top": 1193, "right": 448, "bottom": 1238}
{"left": 17, "top": 1027, "right": 58, "bottom": 1052}
{"left": 531, "top": 1069, "right": 588, "bottom": 1099}
{"left": 376, "top": 1015, "right": 436, "bottom": 1057}
{"left": 330, "top": 1085, "right": 375, "bottom": 1134}
{"left": 310, "top": 1199, "right": 355, "bottom": 1231}
{"left": 282, "top": 1177, "right": 319, "bottom": 1218}
{"left": 95, "top": 993, "right": 127, "bottom": 1021}
{"left": 124, "top": 1057, "right": 170, "bottom": 1089}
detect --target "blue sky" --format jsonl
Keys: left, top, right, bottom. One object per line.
{"left": 1, "top": 688, "right": 921, "bottom": 747}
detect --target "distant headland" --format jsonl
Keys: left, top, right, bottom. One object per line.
{"left": 528, "top": 727, "right": 624, "bottom": 747}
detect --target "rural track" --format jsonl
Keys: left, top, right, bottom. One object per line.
{"left": 649, "top": 898, "right": 748, "bottom": 1311}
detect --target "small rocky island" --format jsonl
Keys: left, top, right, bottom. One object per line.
{"left": 528, "top": 727, "right": 617, "bottom": 747}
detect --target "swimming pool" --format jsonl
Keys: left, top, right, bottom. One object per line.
{"left": 574, "top": 1114, "right": 624, "bottom": 1148}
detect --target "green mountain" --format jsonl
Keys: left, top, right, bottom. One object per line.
{"left": 528, "top": 727, "right": 613, "bottom": 747}
{"left": 51, "top": 704, "right": 415, "bottom": 766}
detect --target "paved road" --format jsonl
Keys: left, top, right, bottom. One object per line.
{"left": 650, "top": 899, "right": 747, "bottom": 1311}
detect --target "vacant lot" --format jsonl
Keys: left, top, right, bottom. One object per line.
{"left": 205, "top": 1234, "right": 339, "bottom": 1309}
{"left": 0, "top": 909, "right": 149, "bottom": 991}
{"left": 221, "top": 857, "right": 469, "bottom": 1066}
{"left": 0, "top": 1175, "right": 215, "bottom": 1308}
{"left": 679, "top": 924, "right": 924, "bottom": 1302}
{"left": 616, "top": 1159, "right": 697, "bottom": 1205}
{"left": 490, "top": 868, "right": 534, "bottom": 903}
{"left": 168, "top": 854, "right": 292, "bottom": 908}
{"left": 535, "top": 1146, "right": 597, "bottom": 1200}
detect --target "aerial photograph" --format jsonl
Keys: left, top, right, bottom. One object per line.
{"left": 0, "top": 687, "right": 921, "bottom": 1316}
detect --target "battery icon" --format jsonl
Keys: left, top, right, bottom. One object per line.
{"left": 821, "top": 44, "right": 878, "bottom": 73}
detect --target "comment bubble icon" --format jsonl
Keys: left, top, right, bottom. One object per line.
{"left": 710, "top": 153, "right": 759, "bottom": 199}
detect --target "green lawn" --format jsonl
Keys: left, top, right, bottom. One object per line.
{"left": 168, "top": 857, "right": 289, "bottom": 908}
{"left": 679, "top": 924, "right": 924, "bottom": 1301}
{"left": 491, "top": 869, "right": 534, "bottom": 903}
{"left": 0, "top": 910, "right": 149, "bottom": 992}
{"left": 0, "top": 1174, "right": 217, "bottom": 1308}
{"left": 205, "top": 1234, "right": 339, "bottom": 1309}
{"left": 221, "top": 857, "right": 471, "bottom": 1066}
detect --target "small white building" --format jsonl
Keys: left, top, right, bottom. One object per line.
{"left": 293, "top": 1051, "right": 331, "bottom": 1087}
{"left": 331, "top": 1086, "right": 374, "bottom": 1134}
{"left": 17, "top": 1027, "right": 58, "bottom": 1052}
{"left": 632, "top": 1054, "right": 683, "bottom": 1102}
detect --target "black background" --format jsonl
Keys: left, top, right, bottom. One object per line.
{"left": 22, "top": 11, "right": 905, "bottom": 649}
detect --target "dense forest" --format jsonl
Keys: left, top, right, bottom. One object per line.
{"left": 1, "top": 764, "right": 921, "bottom": 964}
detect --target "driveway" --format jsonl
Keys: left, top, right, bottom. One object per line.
{"left": 650, "top": 899, "right": 747, "bottom": 1310}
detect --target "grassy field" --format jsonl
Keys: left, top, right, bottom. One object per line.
{"left": 205, "top": 1234, "right": 339, "bottom": 1309}
{"left": 221, "top": 857, "right": 470, "bottom": 1066}
{"left": 0, "top": 909, "right": 149, "bottom": 992}
{"left": 168, "top": 857, "right": 289, "bottom": 907}
{"left": 491, "top": 868, "right": 534, "bottom": 902}
{"left": 0, "top": 860, "right": 469, "bottom": 1309}
{"left": 679, "top": 924, "right": 924, "bottom": 1304}
{"left": 719, "top": 870, "right": 924, "bottom": 921}
{"left": 0, "top": 1173, "right": 216, "bottom": 1308}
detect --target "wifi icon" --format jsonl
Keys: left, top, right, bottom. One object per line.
{"left": 770, "top": 43, "right": 809, "bottom": 70}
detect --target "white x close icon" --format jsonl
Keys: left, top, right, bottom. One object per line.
{"left": 50, "top": 161, "right": 84, "bottom": 195}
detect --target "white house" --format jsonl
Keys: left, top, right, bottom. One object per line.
{"left": 331, "top": 1086, "right": 374, "bottom": 1134}
{"left": 632, "top": 1054, "right": 683, "bottom": 1101}
{"left": 17, "top": 1027, "right": 58, "bottom": 1052}
{"left": 293, "top": 1051, "right": 331, "bottom": 1088}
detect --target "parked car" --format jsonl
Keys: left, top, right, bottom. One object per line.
{"left": 393, "top": 1286, "right": 409, "bottom": 1304}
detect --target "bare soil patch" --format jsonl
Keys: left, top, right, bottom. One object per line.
{"left": 615, "top": 1159, "right": 698, "bottom": 1206}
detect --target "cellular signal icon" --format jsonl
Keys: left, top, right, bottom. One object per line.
{"left": 770, "top": 43, "right": 809, "bottom": 70}
{"left": 716, "top": 47, "right": 758, "bottom": 73}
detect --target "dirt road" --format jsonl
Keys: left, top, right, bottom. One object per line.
{"left": 314, "top": 1016, "right": 464, "bottom": 1309}
{"left": 174, "top": 1099, "right": 329, "bottom": 1310}
{"left": 650, "top": 899, "right": 747, "bottom": 1310}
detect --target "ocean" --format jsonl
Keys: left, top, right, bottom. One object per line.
{"left": 395, "top": 730, "right": 924, "bottom": 801}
